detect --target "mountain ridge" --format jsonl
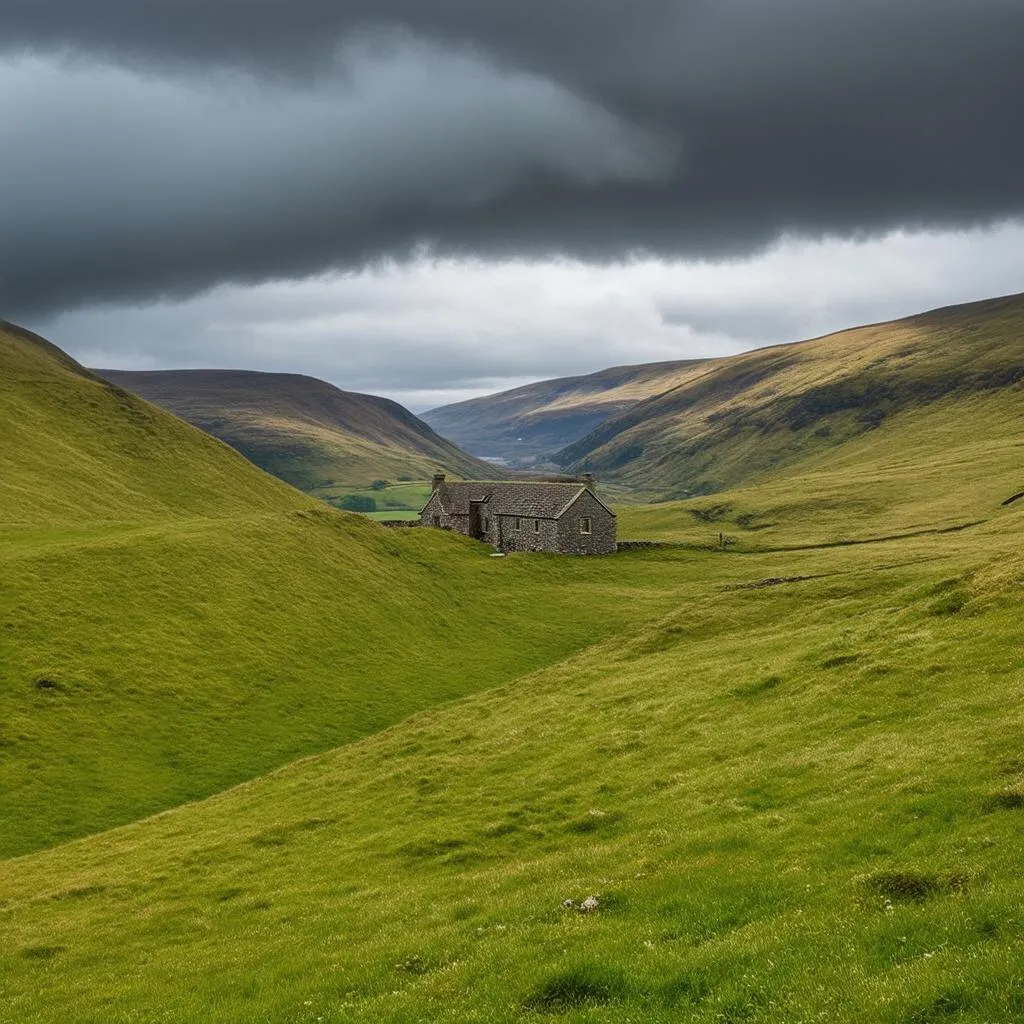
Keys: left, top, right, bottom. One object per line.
{"left": 555, "top": 291, "right": 1024, "bottom": 496}
{"left": 98, "top": 366, "right": 499, "bottom": 492}
{"left": 422, "top": 358, "right": 711, "bottom": 465}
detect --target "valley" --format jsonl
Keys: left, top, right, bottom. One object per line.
{"left": 2, "top": 305, "right": 1023, "bottom": 1023}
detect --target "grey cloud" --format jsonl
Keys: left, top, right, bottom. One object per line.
{"left": 0, "top": 39, "right": 674, "bottom": 317}
{"left": 46, "top": 225, "right": 1024, "bottom": 411}
{"left": 2, "top": 2, "right": 1024, "bottom": 318}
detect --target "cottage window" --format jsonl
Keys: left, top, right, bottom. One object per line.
{"left": 580, "top": 517, "right": 592, "bottom": 535}
{"left": 533, "top": 519, "right": 541, "bottom": 534}
{"left": 432, "top": 515, "right": 441, "bottom": 527}
{"left": 514, "top": 517, "right": 522, "bottom": 531}
{"left": 482, "top": 516, "right": 489, "bottom": 533}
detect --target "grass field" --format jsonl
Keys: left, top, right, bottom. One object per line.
{"left": 314, "top": 481, "right": 433, "bottom": 515}
{"left": 3, "top": 315, "right": 1024, "bottom": 1022}
{"left": 2, "top": 521, "right": 1022, "bottom": 1023}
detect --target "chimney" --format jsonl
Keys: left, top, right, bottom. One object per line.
{"left": 580, "top": 473, "right": 595, "bottom": 490}
{"left": 431, "top": 473, "right": 446, "bottom": 492}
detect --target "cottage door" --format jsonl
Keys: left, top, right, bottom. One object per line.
{"left": 469, "top": 501, "right": 484, "bottom": 539}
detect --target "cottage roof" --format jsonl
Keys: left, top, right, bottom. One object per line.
{"left": 430, "top": 480, "right": 615, "bottom": 520}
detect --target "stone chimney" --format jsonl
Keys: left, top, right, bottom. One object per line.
{"left": 580, "top": 473, "right": 595, "bottom": 490}
{"left": 431, "top": 473, "right": 446, "bottom": 492}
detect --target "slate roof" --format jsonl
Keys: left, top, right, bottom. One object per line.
{"left": 431, "top": 481, "right": 615, "bottom": 520}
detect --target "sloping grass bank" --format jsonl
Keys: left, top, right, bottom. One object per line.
{"left": 1, "top": 531, "right": 1021, "bottom": 1023}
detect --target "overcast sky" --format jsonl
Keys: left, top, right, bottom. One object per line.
{"left": 3, "top": 2, "right": 1023, "bottom": 410}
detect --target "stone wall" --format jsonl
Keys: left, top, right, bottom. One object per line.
{"left": 555, "top": 490, "right": 616, "bottom": 554}
{"left": 494, "top": 513, "right": 560, "bottom": 553}
{"left": 419, "top": 490, "right": 471, "bottom": 537}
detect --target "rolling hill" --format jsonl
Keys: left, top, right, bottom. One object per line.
{"left": 3, "top": 303, "right": 1024, "bottom": 1023}
{"left": 0, "top": 322, "right": 684, "bottom": 858}
{"left": 556, "top": 294, "right": 1024, "bottom": 498}
{"left": 422, "top": 359, "right": 710, "bottom": 466}
{"left": 3, "top": 467, "right": 1023, "bottom": 1022}
{"left": 97, "top": 367, "right": 498, "bottom": 493}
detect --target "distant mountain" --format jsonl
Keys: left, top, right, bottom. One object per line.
{"left": 555, "top": 293, "right": 1024, "bottom": 498}
{"left": 422, "top": 360, "right": 710, "bottom": 466}
{"left": 97, "top": 368, "right": 497, "bottom": 492}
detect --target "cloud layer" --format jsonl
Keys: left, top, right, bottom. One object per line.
{"left": 53, "top": 224, "right": 1024, "bottom": 411}
{"left": 3, "top": 1, "right": 1023, "bottom": 317}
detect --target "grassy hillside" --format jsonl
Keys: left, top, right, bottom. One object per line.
{"left": 557, "top": 294, "right": 1024, "bottom": 498}
{"left": 0, "top": 323, "right": 685, "bottom": 857}
{"left": 99, "top": 368, "right": 497, "bottom": 493}
{"left": 2, "top": 514, "right": 1022, "bottom": 1023}
{"left": 617, "top": 391, "right": 1024, "bottom": 551}
{"left": 0, "top": 322, "right": 308, "bottom": 525}
{"left": 422, "top": 360, "right": 709, "bottom": 466}
{"left": 4, "top": 306, "right": 1024, "bottom": 1022}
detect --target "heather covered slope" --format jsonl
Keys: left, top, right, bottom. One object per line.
{"left": 0, "top": 325, "right": 684, "bottom": 857}
{"left": 557, "top": 294, "right": 1024, "bottom": 498}
{"left": 99, "top": 367, "right": 497, "bottom": 491}
{"left": 422, "top": 359, "right": 709, "bottom": 465}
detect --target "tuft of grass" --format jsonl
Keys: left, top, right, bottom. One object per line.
{"left": 19, "top": 946, "right": 65, "bottom": 961}
{"left": 732, "top": 674, "right": 783, "bottom": 697}
{"left": 523, "top": 965, "right": 627, "bottom": 1013}
{"left": 984, "top": 790, "right": 1024, "bottom": 812}
{"left": 862, "top": 870, "right": 945, "bottom": 902}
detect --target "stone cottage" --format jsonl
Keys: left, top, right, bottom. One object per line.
{"left": 419, "top": 474, "right": 616, "bottom": 555}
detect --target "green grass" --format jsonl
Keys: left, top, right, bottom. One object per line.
{"left": 0, "top": 327, "right": 307, "bottom": 526}
{"left": 315, "top": 481, "right": 433, "bottom": 514}
{"left": 0, "top": 512, "right": 696, "bottom": 857}
{"left": 362, "top": 509, "right": 421, "bottom": 521}
{"left": 0, "top": 325, "right": 690, "bottom": 857}
{"left": 1, "top": 524, "right": 1022, "bottom": 1023}
{"left": 4, "top": 315, "right": 1024, "bottom": 1022}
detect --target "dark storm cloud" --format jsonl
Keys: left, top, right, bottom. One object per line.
{"left": 2, "top": 1, "right": 1023, "bottom": 317}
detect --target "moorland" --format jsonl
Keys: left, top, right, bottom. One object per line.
{"left": 1, "top": 298, "right": 1022, "bottom": 1023}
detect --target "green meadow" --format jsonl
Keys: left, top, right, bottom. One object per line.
{"left": 2, "top": 317, "right": 1023, "bottom": 1022}
{"left": 313, "top": 480, "right": 433, "bottom": 512}
{"left": 2, "top": 526, "right": 1022, "bottom": 1023}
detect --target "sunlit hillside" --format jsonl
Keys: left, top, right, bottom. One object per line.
{"left": 558, "top": 294, "right": 1024, "bottom": 499}
{"left": 423, "top": 359, "right": 711, "bottom": 465}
